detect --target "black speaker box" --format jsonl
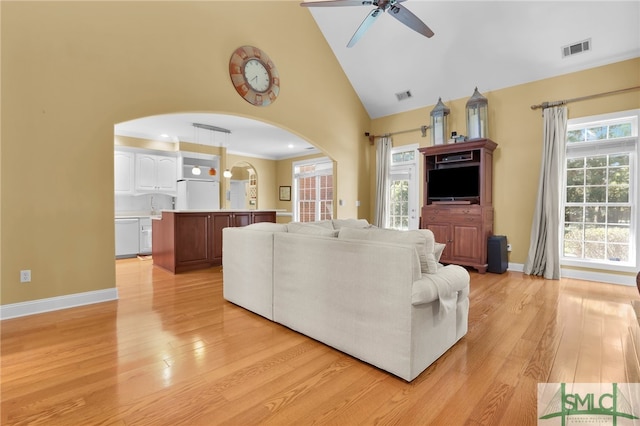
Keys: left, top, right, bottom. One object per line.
{"left": 487, "top": 235, "right": 508, "bottom": 274}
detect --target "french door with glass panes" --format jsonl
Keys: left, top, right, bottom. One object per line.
{"left": 387, "top": 145, "right": 419, "bottom": 230}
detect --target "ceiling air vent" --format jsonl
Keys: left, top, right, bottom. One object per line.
{"left": 395, "top": 90, "right": 412, "bottom": 101}
{"left": 562, "top": 38, "right": 591, "bottom": 58}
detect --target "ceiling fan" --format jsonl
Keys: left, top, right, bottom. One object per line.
{"left": 300, "top": 0, "right": 434, "bottom": 48}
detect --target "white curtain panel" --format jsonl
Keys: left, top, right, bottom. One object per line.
{"left": 523, "top": 106, "right": 567, "bottom": 279}
{"left": 374, "top": 136, "right": 392, "bottom": 228}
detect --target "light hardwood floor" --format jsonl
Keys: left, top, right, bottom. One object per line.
{"left": 2, "top": 258, "right": 639, "bottom": 425}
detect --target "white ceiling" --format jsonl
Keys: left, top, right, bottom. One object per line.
{"left": 115, "top": 1, "right": 640, "bottom": 158}
{"left": 311, "top": 0, "right": 640, "bottom": 118}
{"left": 115, "top": 113, "right": 319, "bottom": 160}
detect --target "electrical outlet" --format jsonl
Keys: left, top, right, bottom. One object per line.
{"left": 20, "top": 270, "right": 31, "bottom": 283}
{"left": 506, "top": 244, "right": 512, "bottom": 252}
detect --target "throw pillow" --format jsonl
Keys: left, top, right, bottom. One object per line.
{"left": 287, "top": 222, "right": 339, "bottom": 237}
{"left": 331, "top": 218, "right": 370, "bottom": 230}
{"left": 303, "top": 220, "right": 334, "bottom": 229}
{"left": 337, "top": 227, "right": 439, "bottom": 274}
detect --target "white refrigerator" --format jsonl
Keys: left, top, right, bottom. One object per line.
{"left": 176, "top": 179, "right": 220, "bottom": 210}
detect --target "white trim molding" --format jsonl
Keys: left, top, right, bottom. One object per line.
{"left": 559, "top": 267, "right": 636, "bottom": 286}
{"left": 508, "top": 262, "right": 636, "bottom": 286}
{"left": 0, "top": 288, "right": 119, "bottom": 320}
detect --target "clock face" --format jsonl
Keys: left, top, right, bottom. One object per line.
{"left": 229, "top": 46, "right": 280, "bottom": 107}
{"left": 244, "top": 59, "right": 270, "bottom": 93}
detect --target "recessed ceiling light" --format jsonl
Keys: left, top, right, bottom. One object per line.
{"left": 288, "top": 144, "right": 294, "bottom": 149}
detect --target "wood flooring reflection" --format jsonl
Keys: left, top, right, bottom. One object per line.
{"left": 2, "top": 258, "right": 639, "bottom": 425}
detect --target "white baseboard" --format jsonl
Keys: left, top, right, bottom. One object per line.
{"left": 507, "top": 262, "right": 636, "bottom": 286}
{"left": 0, "top": 288, "right": 119, "bottom": 320}
{"left": 508, "top": 262, "right": 524, "bottom": 273}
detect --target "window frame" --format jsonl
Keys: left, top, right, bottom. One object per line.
{"left": 387, "top": 144, "right": 419, "bottom": 230}
{"left": 561, "top": 109, "right": 639, "bottom": 273}
{"left": 292, "top": 156, "right": 334, "bottom": 222}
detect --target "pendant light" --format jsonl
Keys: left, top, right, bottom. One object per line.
{"left": 192, "top": 122, "right": 232, "bottom": 179}
{"left": 191, "top": 125, "right": 203, "bottom": 176}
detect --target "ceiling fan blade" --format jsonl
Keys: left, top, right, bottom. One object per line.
{"left": 388, "top": 3, "right": 434, "bottom": 38}
{"left": 347, "top": 8, "right": 382, "bottom": 47}
{"left": 300, "top": 0, "right": 374, "bottom": 7}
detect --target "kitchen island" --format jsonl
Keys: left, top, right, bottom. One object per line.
{"left": 152, "top": 209, "right": 276, "bottom": 273}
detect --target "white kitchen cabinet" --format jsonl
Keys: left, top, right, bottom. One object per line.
{"left": 135, "top": 154, "right": 177, "bottom": 194}
{"left": 115, "top": 218, "right": 139, "bottom": 258}
{"left": 114, "top": 151, "right": 135, "bottom": 194}
{"left": 156, "top": 156, "right": 177, "bottom": 192}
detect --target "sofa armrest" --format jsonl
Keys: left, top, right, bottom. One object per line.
{"left": 222, "top": 227, "right": 277, "bottom": 320}
{"left": 412, "top": 265, "right": 470, "bottom": 316}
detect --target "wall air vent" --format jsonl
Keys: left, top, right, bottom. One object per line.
{"left": 395, "top": 90, "right": 412, "bottom": 101}
{"left": 562, "top": 38, "right": 591, "bottom": 58}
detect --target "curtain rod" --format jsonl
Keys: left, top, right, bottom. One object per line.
{"left": 530, "top": 85, "right": 640, "bottom": 110}
{"left": 365, "top": 125, "right": 430, "bottom": 145}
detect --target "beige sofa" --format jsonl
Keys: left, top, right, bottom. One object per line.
{"left": 222, "top": 219, "right": 470, "bottom": 381}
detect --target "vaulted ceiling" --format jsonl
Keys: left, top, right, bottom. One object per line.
{"left": 308, "top": 0, "right": 639, "bottom": 119}
{"left": 116, "top": 1, "right": 639, "bottom": 159}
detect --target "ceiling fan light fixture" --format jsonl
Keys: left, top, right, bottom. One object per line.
{"left": 302, "top": 0, "right": 433, "bottom": 47}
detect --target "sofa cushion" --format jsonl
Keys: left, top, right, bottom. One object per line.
{"left": 244, "top": 222, "right": 288, "bottom": 232}
{"left": 338, "top": 227, "right": 439, "bottom": 274}
{"left": 434, "top": 243, "right": 446, "bottom": 262}
{"left": 332, "top": 218, "right": 370, "bottom": 229}
{"left": 287, "top": 222, "right": 339, "bottom": 237}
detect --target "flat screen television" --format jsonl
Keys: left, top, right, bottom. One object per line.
{"left": 428, "top": 165, "right": 480, "bottom": 201}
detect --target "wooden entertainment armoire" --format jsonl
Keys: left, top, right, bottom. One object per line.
{"left": 418, "top": 139, "right": 497, "bottom": 273}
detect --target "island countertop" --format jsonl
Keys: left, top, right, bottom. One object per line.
{"left": 157, "top": 209, "right": 281, "bottom": 213}
{"left": 152, "top": 209, "right": 281, "bottom": 219}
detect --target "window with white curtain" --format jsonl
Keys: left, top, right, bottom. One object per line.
{"left": 292, "top": 157, "right": 333, "bottom": 222}
{"left": 562, "top": 109, "right": 639, "bottom": 271}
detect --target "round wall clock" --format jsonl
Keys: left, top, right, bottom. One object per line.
{"left": 229, "top": 46, "right": 280, "bottom": 107}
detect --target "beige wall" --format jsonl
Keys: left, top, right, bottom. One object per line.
{"left": 2, "top": 1, "right": 638, "bottom": 308}
{"left": 1, "top": 1, "right": 370, "bottom": 305}
{"left": 225, "top": 154, "right": 277, "bottom": 210}
{"left": 371, "top": 58, "right": 640, "bottom": 268}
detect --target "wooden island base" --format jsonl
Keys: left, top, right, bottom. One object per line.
{"left": 152, "top": 210, "right": 276, "bottom": 273}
